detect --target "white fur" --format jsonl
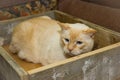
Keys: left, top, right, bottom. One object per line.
{"left": 9, "top": 16, "right": 66, "bottom": 65}
{"left": 68, "top": 23, "right": 89, "bottom": 30}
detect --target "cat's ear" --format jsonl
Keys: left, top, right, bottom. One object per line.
{"left": 57, "top": 22, "right": 70, "bottom": 30}
{"left": 84, "top": 28, "right": 96, "bottom": 38}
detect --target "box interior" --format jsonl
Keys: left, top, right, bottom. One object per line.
{"left": 1, "top": 11, "right": 120, "bottom": 72}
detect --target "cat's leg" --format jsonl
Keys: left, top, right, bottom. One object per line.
{"left": 18, "top": 50, "right": 26, "bottom": 60}
{"left": 18, "top": 50, "right": 34, "bottom": 63}
{"left": 18, "top": 49, "right": 40, "bottom": 63}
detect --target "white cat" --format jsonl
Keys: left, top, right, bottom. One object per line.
{"left": 9, "top": 16, "right": 96, "bottom": 65}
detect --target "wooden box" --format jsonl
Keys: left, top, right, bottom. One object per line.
{"left": 0, "top": 10, "right": 120, "bottom": 80}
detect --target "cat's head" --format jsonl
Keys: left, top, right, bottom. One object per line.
{"left": 58, "top": 22, "right": 96, "bottom": 56}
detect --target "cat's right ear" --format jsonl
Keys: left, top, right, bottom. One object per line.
{"left": 57, "top": 22, "right": 70, "bottom": 30}
{"left": 83, "top": 28, "right": 97, "bottom": 38}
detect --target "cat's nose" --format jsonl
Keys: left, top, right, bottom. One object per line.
{"left": 68, "top": 44, "right": 74, "bottom": 52}
{"left": 69, "top": 48, "right": 73, "bottom": 52}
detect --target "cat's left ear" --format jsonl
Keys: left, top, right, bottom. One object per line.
{"left": 84, "top": 28, "right": 97, "bottom": 38}
{"left": 57, "top": 22, "right": 70, "bottom": 30}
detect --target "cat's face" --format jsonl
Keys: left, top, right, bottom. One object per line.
{"left": 58, "top": 23, "right": 96, "bottom": 56}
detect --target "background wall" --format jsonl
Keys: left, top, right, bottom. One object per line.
{"left": 58, "top": 0, "right": 120, "bottom": 32}
{"left": 82, "top": 0, "right": 120, "bottom": 8}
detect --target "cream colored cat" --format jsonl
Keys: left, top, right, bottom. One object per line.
{"left": 9, "top": 16, "right": 96, "bottom": 65}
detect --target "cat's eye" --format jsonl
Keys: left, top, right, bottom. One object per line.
{"left": 76, "top": 41, "right": 82, "bottom": 44}
{"left": 64, "top": 38, "right": 69, "bottom": 42}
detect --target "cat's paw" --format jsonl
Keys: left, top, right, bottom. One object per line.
{"left": 18, "top": 51, "right": 26, "bottom": 59}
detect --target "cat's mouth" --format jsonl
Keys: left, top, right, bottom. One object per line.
{"left": 64, "top": 49, "right": 83, "bottom": 57}
{"left": 65, "top": 52, "right": 76, "bottom": 57}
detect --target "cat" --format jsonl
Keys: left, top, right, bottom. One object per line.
{"left": 9, "top": 16, "right": 96, "bottom": 65}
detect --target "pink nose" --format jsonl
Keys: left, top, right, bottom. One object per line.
{"left": 68, "top": 44, "right": 74, "bottom": 52}
{"left": 69, "top": 48, "right": 73, "bottom": 52}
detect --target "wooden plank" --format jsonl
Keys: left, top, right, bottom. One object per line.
{"left": 0, "top": 47, "right": 28, "bottom": 80}
{"left": 28, "top": 42, "right": 120, "bottom": 80}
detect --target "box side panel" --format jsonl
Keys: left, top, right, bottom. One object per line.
{"left": 0, "top": 47, "right": 28, "bottom": 80}
{"left": 28, "top": 45, "right": 120, "bottom": 80}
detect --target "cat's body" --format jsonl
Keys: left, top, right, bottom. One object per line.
{"left": 9, "top": 16, "right": 96, "bottom": 65}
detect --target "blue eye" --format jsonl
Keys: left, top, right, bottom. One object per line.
{"left": 65, "top": 38, "right": 69, "bottom": 42}
{"left": 76, "top": 41, "right": 82, "bottom": 44}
